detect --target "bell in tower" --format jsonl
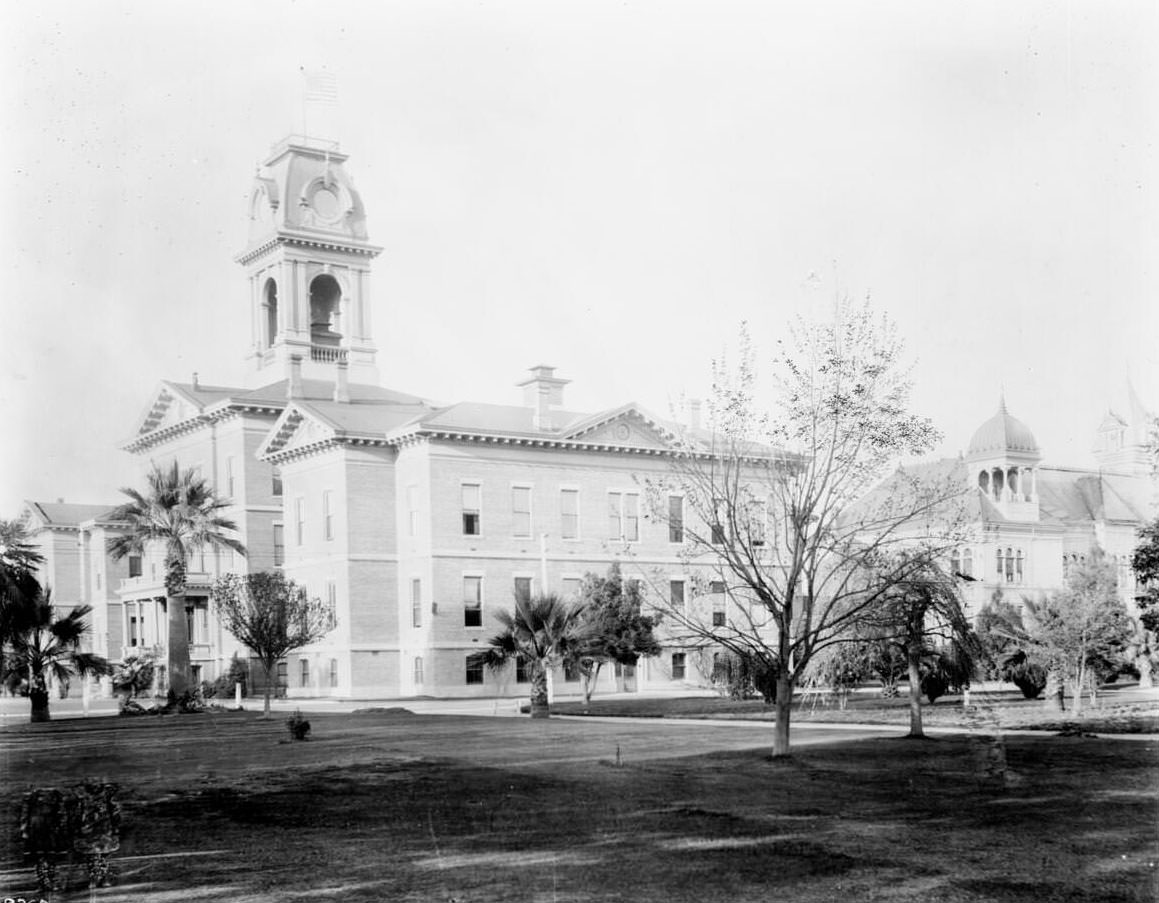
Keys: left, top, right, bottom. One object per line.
{"left": 236, "top": 135, "right": 382, "bottom": 389}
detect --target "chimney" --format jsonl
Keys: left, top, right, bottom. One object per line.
{"left": 287, "top": 354, "right": 304, "bottom": 400}
{"left": 333, "top": 359, "right": 350, "bottom": 403}
{"left": 686, "top": 398, "right": 702, "bottom": 432}
{"left": 517, "top": 365, "right": 570, "bottom": 432}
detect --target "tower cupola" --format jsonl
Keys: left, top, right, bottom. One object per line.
{"left": 966, "top": 396, "right": 1042, "bottom": 520}
{"left": 237, "top": 135, "right": 382, "bottom": 388}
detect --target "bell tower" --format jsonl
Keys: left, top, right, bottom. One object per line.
{"left": 237, "top": 135, "right": 381, "bottom": 388}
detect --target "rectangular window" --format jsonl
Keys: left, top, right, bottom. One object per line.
{"left": 713, "top": 608, "right": 726, "bottom": 628}
{"left": 129, "top": 616, "right": 139, "bottom": 647}
{"left": 464, "top": 576, "right": 483, "bottom": 627}
{"left": 560, "top": 489, "right": 579, "bottom": 539}
{"left": 749, "top": 500, "right": 767, "bottom": 546}
{"left": 295, "top": 498, "right": 305, "bottom": 546}
{"left": 668, "top": 495, "right": 684, "bottom": 543}
{"left": 411, "top": 578, "right": 422, "bottom": 628}
{"left": 465, "top": 655, "right": 485, "bottom": 685}
{"left": 323, "top": 490, "right": 334, "bottom": 541}
{"left": 672, "top": 652, "right": 686, "bottom": 680}
{"left": 413, "top": 656, "right": 424, "bottom": 686}
{"left": 711, "top": 521, "right": 726, "bottom": 545}
{"left": 226, "top": 456, "right": 236, "bottom": 498}
{"left": 608, "top": 492, "right": 640, "bottom": 541}
{"left": 407, "top": 485, "right": 418, "bottom": 537}
{"left": 273, "top": 524, "right": 284, "bottom": 566}
{"left": 712, "top": 583, "right": 726, "bottom": 627}
{"left": 326, "top": 581, "right": 337, "bottom": 610}
{"left": 515, "top": 655, "right": 529, "bottom": 684}
{"left": 300, "top": 659, "right": 310, "bottom": 688}
{"left": 514, "top": 576, "right": 532, "bottom": 602}
{"left": 710, "top": 580, "right": 726, "bottom": 596}
{"left": 190, "top": 602, "right": 208, "bottom": 644}
{"left": 128, "top": 555, "right": 142, "bottom": 578}
{"left": 512, "top": 486, "right": 532, "bottom": 538}
{"left": 272, "top": 469, "right": 283, "bottom": 497}
{"left": 330, "top": 658, "right": 338, "bottom": 688}
{"left": 561, "top": 577, "right": 582, "bottom": 600}
{"left": 462, "top": 483, "right": 481, "bottom": 535}
{"left": 670, "top": 580, "right": 685, "bottom": 611}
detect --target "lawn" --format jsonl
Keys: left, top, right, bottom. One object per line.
{"left": 550, "top": 686, "right": 1159, "bottom": 734}
{"left": 1, "top": 710, "right": 1156, "bottom": 902}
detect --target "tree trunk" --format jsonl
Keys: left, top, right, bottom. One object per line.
{"left": 1071, "top": 660, "right": 1085, "bottom": 716}
{"left": 167, "top": 592, "right": 191, "bottom": 697}
{"left": 261, "top": 661, "right": 274, "bottom": 718}
{"left": 772, "top": 674, "right": 793, "bottom": 758}
{"left": 1045, "top": 667, "right": 1065, "bottom": 711}
{"left": 583, "top": 662, "right": 603, "bottom": 705}
{"left": 29, "top": 687, "right": 51, "bottom": 723}
{"left": 529, "top": 661, "right": 550, "bottom": 719}
{"left": 906, "top": 647, "right": 924, "bottom": 738}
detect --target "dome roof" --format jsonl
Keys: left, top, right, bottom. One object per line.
{"left": 967, "top": 398, "right": 1040, "bottom": 459}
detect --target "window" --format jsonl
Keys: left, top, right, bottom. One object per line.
{"left": 561, "top": 577, "right": 582, "bottom": 600}
{"left": 413, "top": 656, "right": 424, "bottom": 686}
{"left": 191, "top": 664, "right": 202, "bottom": 686}
{"left": 560, "top": 489, "right": 579, "bottom": 539}
{"left": 515, "top": 655, "right": 529, "bottom": 684}
{"left": 300, "top": 659, "right": 310, "bottom": 687}
{"left": 1015, "top": 550, "right": 1024, "bottom": 584}
{"left": 96, "top": 571, "right": 102, "bottom": 590}
{"left": 670, "top": 580, "right": 685, "bottom": 612}
{"left": 963, "top": 549, "right": 974, "bottom": 578}
{"left": 186, "top": 601, "right": 208, "bottom": 644}
{"left": 1004, "top": 548, "right": 1015, "bottom": 583}
{"left": 514, "top": 576, "right": 532, "bottom": 602}
{"left": 272, "top": 469, "right": 283, "bottom": 497}
{"left": 672, "top": 652, "right": 686, "bottom": 680}
{"left": 711, "top": 583, "right": 726, "bottom": 627}
{"left": 668, "top": 495, "right": 684, "bottom": 543}
{"left": 330, "top": 658, "right": 338, "bottom": 688}
{"left": 711, "top": 521, "right": 726, "bottom": 545}
{"left": 226, "top": 456, "right": 236, "bottom": 498}
{"left": 411, "top": 578, "right": 422, "bottom": 628}
{"left": 951, "top": 549, "right": 962, "bottom": 575}
{"left": 326, "top": 581, "right": 337, "bottom": 612}
{"left": 128, "top": 555, "right": 142, "bottom": 578}
{"left": 407, "top": 485, "right": 418, "bottom": 537}
{"left": 323, "top": 490, "right": 334, "bottom": 541}
{"left": 273, "top": 524, "right": 285, "bottom": 566}
{"left": 510, "top": 485, "right": 532, "bottom": 538}
{"left": 464, "top": 576, "right": 483, "bottom": 627}
{"left": 748, "top": 501, "right": 767, "bottom": 546}
{"left": 128, "top": 616, "right": 139, "bottom": 647}
{"left": 608, "top": 492, "right": 639, "bottom": 541}
{"left": 295, "top": 498, "right": 305, "bottom": 546}
{"left": 462, "top": 483, "right": 481, "bottom": 535}
{"left": 465, "top": 655, "right": 485, "bottom": 685}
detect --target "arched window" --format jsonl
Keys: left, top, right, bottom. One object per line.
{"left": 1015, "top": 550, "right": 1024, "bottom": 583}
{"left": 309, "top": 274, "right": 342, "bottom": 345}
{"left": 992, "top": 469, "right": 1005, "bottom": 501}
{"left": 263, "top": 278, "right": 278, "bottom": 348}
{"left": 978, "top": 471, "right": 990, "bottom": 493}
{"left": 1004, "top": 548, "right": 1015, "bottom": 583}
{"left": 951, "top": 549, "right": 961, "bottom": 575}
{"left": 963, "top": 549, "right": 974, "bottom": 578}
{"left": 996, "top": 547, "right": 1004, "bottom": 579}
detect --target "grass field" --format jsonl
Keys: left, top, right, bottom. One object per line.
{"left": 1, "top": 709, "right": 1156, "bottom": 902}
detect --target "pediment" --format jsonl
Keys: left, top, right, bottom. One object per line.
{"left": 561, "top": 407, "right": 676, "bottom": 450}
{"left": 132, "top": 385, "right": 198, "bottom": 438}
{"left": 258, "top": 405, "right": 337, "bottom": 460}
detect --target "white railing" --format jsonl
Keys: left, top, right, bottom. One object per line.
{"left": 310, "top": 344, "right": 348, "bottom": 363}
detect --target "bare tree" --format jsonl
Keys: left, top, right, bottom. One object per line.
{"left": 644, "top": 300, "right": 967, "bottom": 757}
{"left": 212, "top": 571, "right": 334, "bottom": 716}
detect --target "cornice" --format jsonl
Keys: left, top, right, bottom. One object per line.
{"left": 234, "top": 233, "right": 383, "bottom": 266}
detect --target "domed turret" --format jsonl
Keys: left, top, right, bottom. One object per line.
{"left": 966, "top": 397, "right": 1041, "bottom": 517}
{"left": 967, "top": 397, "right": 1040, "bottom": 459}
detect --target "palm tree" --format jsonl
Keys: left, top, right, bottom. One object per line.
{"left": 2, "top": 589, "right": 109, "bottom": 722}
{"left": 1, "top": 518, "right": 45, "bottom": 674}
{"left": 108, "top": 461, "right": 246, "bottom": 697}
{"left": 481, "top": 591, "right": 590, "bottom": 718}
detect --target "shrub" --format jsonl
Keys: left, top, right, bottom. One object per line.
{"left": 287, "top": 710, "right": 311, "bottom": 741}
{"left": 711, "top": 651, "right": 778, "bottom": 703}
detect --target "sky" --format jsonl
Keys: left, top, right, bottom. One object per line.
{"left": 1, "top": 1, "right": 1156, "bottom": 516}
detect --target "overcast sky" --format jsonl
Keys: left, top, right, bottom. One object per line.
{"left": 2, "top": 1, "right": 1156, "bottom": 516}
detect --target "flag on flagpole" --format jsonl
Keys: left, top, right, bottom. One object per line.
{"left": 303, "top": 69, "right": 338, "bottom": 105}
